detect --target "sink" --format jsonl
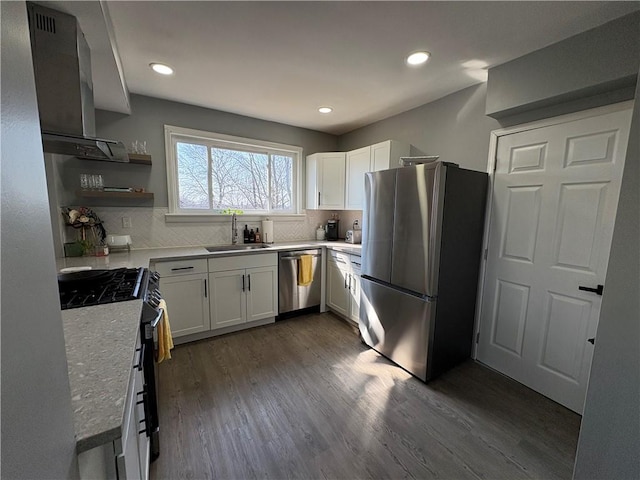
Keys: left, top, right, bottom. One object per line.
{"left": 205, "top": 244, "right": 271, "bottom": 253}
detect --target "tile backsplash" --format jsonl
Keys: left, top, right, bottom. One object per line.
{"left": 61, "top": 207, "right": 362, "bottom": 249}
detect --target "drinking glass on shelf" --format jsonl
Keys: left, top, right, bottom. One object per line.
{"left": 80, "top": 173, "right": 89, "bottom": 190}
{"left": 94, "top": 174, "right": 104, "bottom": 190}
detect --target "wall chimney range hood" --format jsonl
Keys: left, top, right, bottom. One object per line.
{"left": 27, "top": 3, "right": 129, "bottom": 163}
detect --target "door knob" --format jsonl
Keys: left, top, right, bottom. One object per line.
{"left": 578, "top": 284, "right": 604, "bottom": 296}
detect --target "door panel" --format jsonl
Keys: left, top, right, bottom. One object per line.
{"left": 210, "top": 270, "right": 246, "bottom": 329}
{"left": 553, "top": 182, "right": 607, "bottom": 271}
{"left": 159, "top": 274, "right": 210, "bottom": 338}
{"left": 478, "top": 107, "right": 632, "bottom": 413}
{"left": 539, "top": 292, "right": 592, "bottom": 381}
{"left": 246, "top": 266, "right": 277, "bottom": 322}
{"left": 491, "top": 279, "right": 530, "bottom": 357}
{"left": 501, "top": 185, "right": 542, "bottom": 263}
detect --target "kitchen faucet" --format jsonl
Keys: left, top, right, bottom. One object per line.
{"left": 231, "top": 213, "right": 238, "bottom": 244}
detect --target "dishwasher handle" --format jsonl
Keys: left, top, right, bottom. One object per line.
{"left": 280, "top": 254, "right": 321, "bottom": 260}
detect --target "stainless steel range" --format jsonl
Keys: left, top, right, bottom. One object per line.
{"left": 57, "top": 267, "right": 163, "bottom": 462}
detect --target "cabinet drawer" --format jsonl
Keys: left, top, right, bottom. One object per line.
{"left": 154, "top": 258, "right": 208, "bottom": 277}
{"left": 208, "top": 252, "right": 277, "bottom": 272}
{"left": 327, "top": 250, "right": 350, "bottom": 266}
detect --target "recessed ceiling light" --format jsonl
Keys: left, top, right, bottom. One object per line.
{"left": 150, "top": 63, "right": 174, "bottom": 75}
{"left": 318, "top": 107, "right": 333, "bottom": 114}
{"left": 406, "top": 51, "right": 430, "bottom": 66}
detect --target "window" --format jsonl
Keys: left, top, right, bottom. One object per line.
{"left": 165, "top": 125, "right": 302, "bottom": 215}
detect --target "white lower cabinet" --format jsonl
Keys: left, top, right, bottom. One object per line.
{"left": 208, "top": 254, "right": 278, "bottom": 330}
{"left": 154, "top": 259, "right": 210, "bottom": 339}
{"left": 326, "top": 250, "right": 362, "bottom": 325}
{"left": 348, "top": 262, "right": 361, "bottom": 324}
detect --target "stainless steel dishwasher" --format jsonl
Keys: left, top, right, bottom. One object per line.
{"left": 278, "top": 249, "right": 322, "bottom": 315}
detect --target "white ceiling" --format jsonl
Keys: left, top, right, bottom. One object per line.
{"left": 42, "top": 1, "right": 640, "bottom": 135}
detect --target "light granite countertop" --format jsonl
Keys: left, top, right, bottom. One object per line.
{"left": 59, "top": 239, "right": 361, "bottom": 452}
{"left": 56, "top": 240, "right": 361, "bottom": 271}
{"left": 61, "top": 301, "right": 143, "bottom": 453}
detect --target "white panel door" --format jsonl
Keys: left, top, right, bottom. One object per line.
{"left": 327, "top": 260, "right": 349, "bottom": 317}
{"left": 159, "top": 273, "right": 210, "bottom": 338}
{"left": 246, "top": 266, "right": 278, "bottom": 322}
{"left": 319, "top": 153, "right": 346, "bottom": 209}
{"left": 345, "top": 146, "right": 371, "bottom": 209}
{"left": 477, "top": 107, "right": 632, "bottom": 413}
{"left": 210, "top": 269, "right": 246, "bottom": 329}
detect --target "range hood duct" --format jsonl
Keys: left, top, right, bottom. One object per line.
{"left": 27, "top": 3, "right": 128, "bottom": 163}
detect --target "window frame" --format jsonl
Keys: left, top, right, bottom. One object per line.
{"left": 164, "top": 125, "right": 303, "bottom": 218}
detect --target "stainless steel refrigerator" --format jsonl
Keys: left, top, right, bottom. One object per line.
{"left": 359, "top": 161, "right": 488, "bottom": 381}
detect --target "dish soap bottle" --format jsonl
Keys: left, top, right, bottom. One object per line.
{"left": 316, "top": 224, "right": 326, "bottom": 241}
{"left": 249, "top": 228, "right": 256, "bottom": 243}
{"left": 243, "top": 225, "right": 249, "bottom": 243}
{"left": 255, "top": 228, "right": 261, "bottom": 243}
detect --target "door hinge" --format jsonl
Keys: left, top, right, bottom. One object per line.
{"left": 476, "top": 332, "right": 480, "bottom": 343}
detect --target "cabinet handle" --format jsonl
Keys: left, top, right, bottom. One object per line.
{"left": 348, "top": 274, "right": 352, "bottom": 291}
{"left": 248, "top": 274, "right": 251, "bottom": 291}
{"left": 344, "top": 274, "right": 348, "bottom": 289}
{"left": 170, "top": 266, "right": 194, "bottom": 271}
{"left": 318, "top": 192, "right": 321, "bottom": 206}
{"left": 204, "top": 279, "right": 208, "bottom": 298}
{"left": 133, "top": 346, "right": 143, "bottom": 371}
{"left": 242, "top": 274, "right": 245, "bottom": 292}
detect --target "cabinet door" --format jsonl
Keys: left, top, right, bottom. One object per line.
{"left": 160, "top": 273, "right": 210, "bottom": 338}
{"left": 318, "top": 153, "right": 346, "bottom": 209}
{"left": 210, "top": 269, "right": 246, "bottom": 329}
{"left": 345, "top": 146, "right": 372, "bottom": 210}
{"left": 327, "top": 260, "right": 350, "bottom": 317}
{"left": 246, "top": 265, "right": 278, "bottom": 322}
{"left": 349, "top": 267, "right": 362, "bottom": 325}
{"left": 371, "top": 140, "right": 410, "bottom": 171}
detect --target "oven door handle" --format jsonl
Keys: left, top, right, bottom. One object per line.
{"left": 151, "top": 307, "right": 164, "bottom": 328}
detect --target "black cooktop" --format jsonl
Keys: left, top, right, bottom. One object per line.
{"left": 59, "top": 267, "right": 145, "bottom": 310}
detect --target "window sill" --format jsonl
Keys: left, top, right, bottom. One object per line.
{"left": 164, "top": 213, "right": 308, "bottom": 224}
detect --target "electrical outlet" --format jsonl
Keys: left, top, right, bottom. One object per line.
{"left": 122, "top": 217, "right": 132, "bottom": 228}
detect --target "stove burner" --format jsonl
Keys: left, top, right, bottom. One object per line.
{"left": 59, "top": 268, "right": 145, "bottom": 310}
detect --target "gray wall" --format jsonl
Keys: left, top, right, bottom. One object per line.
{"left": 487, "top": 11, "right": 640, "bottom": 118}
{"left": 1, "top": 2, "right": 79, "bottom": 478}
{"left": 573, "top": 70, "right": 640, "bottom": 480}
{"left": 85, "top": 94, "right": 338, "bottom": 207}
{"left": 338, "top": 83, "right": 500, "bottom": 172}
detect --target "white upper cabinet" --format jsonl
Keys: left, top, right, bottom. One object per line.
{"left": 345, "top": 146, "right": 372, "bottom": 210}
{"left": 306, "top": 152, "right": 346, "bottom": 210}
{"left": 371, "top": 140, "right": 410, "bottom": 172}
{"left": 306, "top": 141, "right": 410, "bottom": 210}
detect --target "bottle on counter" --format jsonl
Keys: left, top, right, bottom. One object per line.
{"left": 249, "top": 228, "right": 255, "bottom": 243}
{"left": 316, "top": 224, "right": 326, "bottom": 241}
{"left": 255, "top": 228, "right": 261, "bottom": 243}
{"left": 243, "top": 225, "right": 249, "bottom": 243}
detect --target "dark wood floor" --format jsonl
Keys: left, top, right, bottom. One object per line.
{"left": 151, "top": 312, "right": 580, "bottom": 480}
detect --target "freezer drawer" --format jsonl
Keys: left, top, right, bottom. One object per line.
{"left": 359, "top": 277, "right": 435, "bottom": 381}
{"left": 278, "top": 249, "right": 322, "bottom": 314}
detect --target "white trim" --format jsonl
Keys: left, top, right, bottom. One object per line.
{"left": 471, "top": 99, "right": 635, "bottom": 359}
{"left": 164, "top": 124, "right": 304, "bottom": 215}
